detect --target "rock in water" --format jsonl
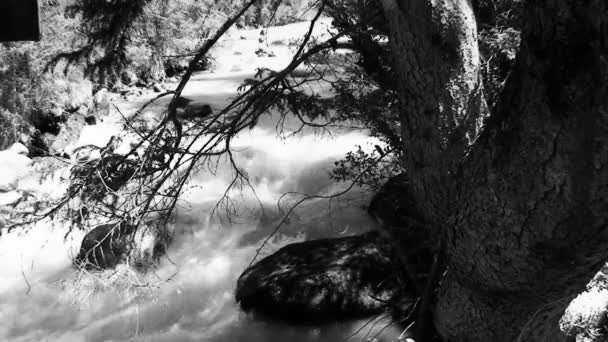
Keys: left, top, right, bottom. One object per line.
{"left": 176, "top": 100, "right": 213, "bottom": 121}
{"left": 235, "top": 231, "right": 403, "bottom": 322}
{"left": 75, "top": 221, "right": 135, "bottom": 269}
{"left": 84, "top": 115, "right": 97, "bottom": 125}
{"left": 75, "top": 220, "right": 171, "bottom": 270}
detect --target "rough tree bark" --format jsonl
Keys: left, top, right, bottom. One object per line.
{"left": 380, "top": 0, "right": 608, "bottom": 341}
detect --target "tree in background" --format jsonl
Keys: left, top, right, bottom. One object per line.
{"left": 47, "top": 0, "right": 312, "bottom": 87}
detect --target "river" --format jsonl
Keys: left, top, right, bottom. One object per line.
{"left": 0, "top": 20, "right": 403, "bottom": 342}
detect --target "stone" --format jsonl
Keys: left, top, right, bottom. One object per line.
{"left": 75, "top": 221, "right": 136, "bottom": 269}
{"left": 177, "top": 102, "right": 213, "bottom": 121}
{"left": 255, "top": 48, "right": 267, "bottom": 57}
{"left": 84, "top": 115, "right": 97, "bottom": 125}
{"left": 235, "top": 231, "right": 404, "bottom": 322}
{"left": 75, "top": 219, "right": 171, "bottom": 270}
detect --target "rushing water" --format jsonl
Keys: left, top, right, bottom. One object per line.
{"left": 0, "top": 21, "right": 403, "bottom": 342}
{"left": 0, "top": 117, "right": 402, "bottom": 342}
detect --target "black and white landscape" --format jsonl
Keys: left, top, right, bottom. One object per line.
{"left": 1, "top": 1, "right": 607, "bottom": 342}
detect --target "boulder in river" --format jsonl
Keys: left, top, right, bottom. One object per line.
{"left": 235, "top": 231, "right": 404, "bottom": 322}
{"left": 175, "top": 97, "right": 213, "bottom": 121}
{"left": 75, "top": 221, "right": 136, "bottom": 269}
{"left": 75, "top": 219, "right": 172, "bottom": 270}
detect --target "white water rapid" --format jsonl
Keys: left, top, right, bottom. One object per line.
{"left": 0, "top": 21, "right": 403, "bottom": 342}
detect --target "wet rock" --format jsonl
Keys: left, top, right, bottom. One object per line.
{"left": 75, "top": 221, "right": 136, "bottom": 269}
{"left": 235, "top": 231, "right": 403, "bottom": 322}
{"left": 174, "top": 96, "right": 213, "bottom": 120}
{"left": 174, "top": 96, "right": 192, "bottom": 108}
{"left": 135, "top": 79, "right": 148, "bottom": 88}
{"left": 164, "top": 58, "right": 188, "bottom": 77}
{"left": 84, "top": 115, "right": 97, "bottom": 125}
{"left": 255, "top": 48, "right": 268, "bottom": 57}
{"left": 75, "top": 219, "right": 171, "bottom": 270}
{"left": 177, "top": 102, "right": 213, "bottom": 121}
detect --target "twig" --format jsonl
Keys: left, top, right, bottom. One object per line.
{"left": 21, "top": 269, "right": 31, "bottom": 295}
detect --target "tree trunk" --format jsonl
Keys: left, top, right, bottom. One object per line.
{"left": 380, "top": 0, "right": 608, "bottom": 341}
{"left": 254, "top": 0, "right": 266, "bottom": 27}
{"left": 149, "top": 42, "right": 166, "bottom": 82}
{"left": 148, "top": 0, "right": 169, "bottom": 82}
